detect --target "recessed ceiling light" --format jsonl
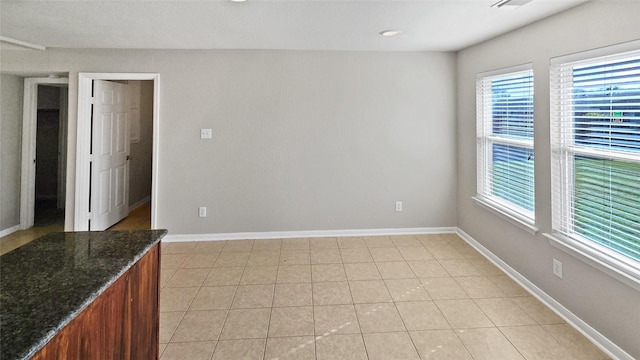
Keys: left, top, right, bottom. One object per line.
{"left": 230, "top": 0, "right": 247, "bottom": 2}
{"left": 379, "top": 30, "right": 402, "bottom": 37}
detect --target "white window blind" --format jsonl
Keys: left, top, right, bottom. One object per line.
{"left": 477, "top": 66, "right": 535, "bottom": 223}
{"left": 550, "top": 48, "right": 640, "bottom": 266}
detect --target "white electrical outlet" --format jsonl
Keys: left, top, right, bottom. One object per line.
{"left": 395, "top": 201, "right": 403, "bottom": 212}
{"left": 200, "top": 128, "right": 212, "bottom": 139}
{"left": 553, "top": 259, "right": 563, "bottom": 278}
{"left": 198, "top": 206, "right": 207, "bottom": 217}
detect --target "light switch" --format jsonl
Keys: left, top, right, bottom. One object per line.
{"left": 200, "top": 128, "right": 212, "bottom": 139}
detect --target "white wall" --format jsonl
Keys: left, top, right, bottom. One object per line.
{"left": 0, "top": 74, "right": 24, "bottom": 231}
{"left": 0, "top": 50, "right": 458, "bottom": 234}
{"left": 457, "top": 1, "right": 640, "bottom": 357}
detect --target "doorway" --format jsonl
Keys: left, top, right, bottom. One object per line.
{"left": 33, "top": 85, "right": 67, "bottom": 228}
{"left": 116, "top": 80, "right": 155, "bottom": 231}
{"left": 94, "top": 79, "right": 155, "bottom": 231}
{"left": 20, "top": 77, "right": 69, "bottom": 231}
{"left": 75, "top": 73, "right": 160, "bottom": 231}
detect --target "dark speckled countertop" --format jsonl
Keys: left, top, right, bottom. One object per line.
{"left": 0, "top": 230, "right": 167, "bottom": 360}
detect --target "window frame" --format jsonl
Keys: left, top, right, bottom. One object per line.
{"left": 475, "top": 64, "right": 536, "bottom": 232}
{"left": 548, "top": 41, "right": 640, "bottom": 288}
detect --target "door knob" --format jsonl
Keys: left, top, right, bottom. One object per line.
{"left": 126, "top": 155, "right": 133, "bottom": 160}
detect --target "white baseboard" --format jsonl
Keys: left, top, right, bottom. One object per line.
{"left": 163, "top": 226, "right": 457, "bottom": 242}
{"left": 0, "top": 224, "right": 21, "bottom": 238}
{"left": 455, "top": 228, "right": 633, "bottom": 360}
{"left": 129, "top": 196, "right": 150, "bottom": 212}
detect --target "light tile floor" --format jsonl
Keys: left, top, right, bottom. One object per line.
{"left": 159, "top": 234, "right": 610, "bottom": 360}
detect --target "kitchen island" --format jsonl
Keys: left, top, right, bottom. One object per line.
{"left": 0, "top": 230, "right": 166, "bottom": 360}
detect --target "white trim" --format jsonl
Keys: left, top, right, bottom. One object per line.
{"left": 473, "top": 196, "right": 538, "bottom": 234}
{"left": 58, "top": 89, "right": 68, "bottom": 209}
{"left": 568, "top": 145, "right": 640, "bottom": 164}
{"left": 456, "top": 228, "right": 635, "bottom": 360}
{"left": 20, "top": 77, "right": 69, "bottom": 230}
{"left": 163, "top": 227, "right": 457, "bottom": 242}
{"left": 477, "top": 62, "right": 533, "bottom": 79}
{"left": 129, "top": 196, "right": 151, "bottom": 212}
{"left": 75, "top": 73, "right": 160, "bottom": 231}
{"left": 0, "top": 36, "right": 46, "bottom": 51}
{"left": 476, "top": 65, "right": 536, "bottom": 228}
{"left": 544, "top": 232, "right": 640, "bottom": 292}
{"left": 549, "top": 45, "right": 640, "bottom": 288}
{"left": 0, "top": 225, "right": 21, "bottom": 238}
{"left": 487, "top": 135, "right": 534, "bottom": 149}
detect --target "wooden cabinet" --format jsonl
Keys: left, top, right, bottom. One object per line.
{"left": 31, "top": 244, "right": 160, "bottom": 360}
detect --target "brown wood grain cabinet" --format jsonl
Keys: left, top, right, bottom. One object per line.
{"left": 31, "top": 244, "right": 160, "bottom": 360}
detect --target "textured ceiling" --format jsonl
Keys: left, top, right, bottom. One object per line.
{"left": 0, "top": 0, "right": 587, "bottom": 52}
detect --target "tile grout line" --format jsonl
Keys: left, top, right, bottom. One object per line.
{"left": 268, "top": 238, "right": 309, "bottom": 360}
{"left": 495, "top": 325, "right": 532, "bottom": 359}
{"left": 208, "top": 241, "right": 244, "bottom": 358}
{"left": 421, "top": 237, "right": 478, "bottom": 359}
{"left": 382, "top": 236, "right": 424, "bottom": 358}
{"left": 310, "top": 245, "right": 318, "bottom": 360}
{"left": 205, "top": 242, "right": 226, "bottom": 360}
{"left": 162, "top": 244, "right": 208, "bottom": 350}
{"left": 263, "top": 242, "right": 288, "bottom": 360}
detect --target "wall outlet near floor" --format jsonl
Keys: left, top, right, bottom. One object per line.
{"left": 198, "top": 206, "right": 207, "bottom": 218}
{"left": 395, "top": 201, "right": 403, "bottom": 212}
{"left": 553, "top": 258, "right": 563, "bottom": 278}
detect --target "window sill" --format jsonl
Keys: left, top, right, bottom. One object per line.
{"left": 543, "top": 232, "right": 640, "bottom": 292}
{"left": 473, "top": 196, "right": 538, "bottom": 235}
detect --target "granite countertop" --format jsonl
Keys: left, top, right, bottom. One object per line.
{"left": 0, "top": 230, "right": 167, "bottom": 360}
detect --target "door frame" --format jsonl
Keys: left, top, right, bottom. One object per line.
{"left": 58, "top": 89, "right": 68, "bottom": 209}
{"left": 20, "top": 77, "right": 69, "bottom": 230}
{"left": 76, "top": 73, "right": 160, "bottom": 231}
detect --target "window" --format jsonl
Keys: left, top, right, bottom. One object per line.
{"left": 476, "top": 65, "right": 535, "bottom": 226}
{"left": 550, "top": 46, "right": 640, "bottom": 274}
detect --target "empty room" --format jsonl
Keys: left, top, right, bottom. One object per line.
{"left": 0, "top": 0, "right": 639, "bottom": 359}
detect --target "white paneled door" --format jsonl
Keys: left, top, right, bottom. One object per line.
{"left": 90, "top": 80, "right": 130, "bottom": 230}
